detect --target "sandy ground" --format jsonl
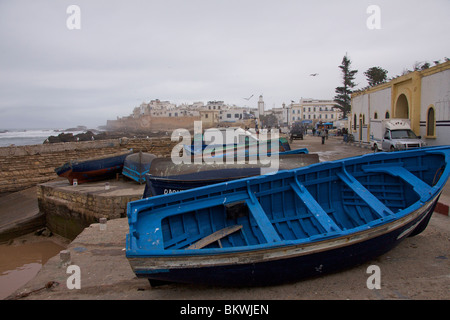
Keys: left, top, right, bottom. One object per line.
{"left": 6, "top": 134, "right": 450, "bottom": 301}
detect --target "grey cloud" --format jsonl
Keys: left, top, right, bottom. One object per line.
{"left": 0, "top": 0, "right": 449, "bottom": 129}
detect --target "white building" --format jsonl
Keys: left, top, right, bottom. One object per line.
{"left": 132, "top": 99, "right": 177, "bottom": 117}
{"left": 219, "top": 107, "right": 248, "bottom": 123}
{"left": 284, "top": 99, "right": 343, "bottom": 126}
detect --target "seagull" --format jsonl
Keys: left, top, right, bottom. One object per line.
{"left": 243, "top": 94, "right": 254, "bottom": 101}
{"left": 310, "top": 73, "right": 319, "bottom": 77}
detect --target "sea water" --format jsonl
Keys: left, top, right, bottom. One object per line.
{"left": 0, "top": 129, "right": 85, "bottom": 147}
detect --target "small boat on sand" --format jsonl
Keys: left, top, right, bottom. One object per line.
{"left": 126, "top": 146, "right": 450, "bottom": 286}
{"left": 122, "top": 152, "right": 157, "bottom": 184}
{"left": 55, "top": 150, "right": 132, "bottom": 184}
{"left": 184, "top": 131, "right": 292, "bottom": 158}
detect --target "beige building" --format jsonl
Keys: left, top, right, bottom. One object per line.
{"left": 200, "top": 110, "right": 220, "bottom": 128}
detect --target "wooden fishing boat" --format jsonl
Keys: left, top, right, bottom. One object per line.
{"left": 122, "top": 152, "right": 157, "bottom": 184}
{"left": 55, "top": 150, "right": 132, "bottom": 184}
{"left": 184, "top": 135, "right": 292, "bottom": 157}
{"left": 126, "top": 146, "right": 450, "bottom": 286}
{"left": 143, "top": 153, "right": 320, "bottom": 197}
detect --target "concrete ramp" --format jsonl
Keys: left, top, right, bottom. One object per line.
{"left": 0, "top": 187, "right": 44, "bottom": 242}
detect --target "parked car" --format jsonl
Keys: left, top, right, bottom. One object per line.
{"left": 289, "top": 123, "right": 304, "bottom": 142}
{"left": 370, "top": 119, "right": 425, "bottom": 152}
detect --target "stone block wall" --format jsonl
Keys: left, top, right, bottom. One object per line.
{"left": 119, "top": 137, "right": 178, "bottom": 155}
{"left": 0, "top": 137, "right": 178, "bottom": 194}
{"left": 0, "top": 140, "right": 122, "bottom": 194}
{"left": 37, "top": 180, "right": 144, "bottom": 240}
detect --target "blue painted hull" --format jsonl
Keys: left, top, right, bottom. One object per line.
{"left": 122, "top": 152, "right": 156, "bottom": 184}
{"left": 146, "top": 168, "right": 261, "bottom": 196}
{"left": 134, "top": 197, "right": 438, "bottom": 286}
{"left": 55, "top": 150, "right": 132, "bottom": 184}
{"left": 144, "top": 153, "right": 319, "bottom": 197}
{"left": 126, "top": 146, "right": 450, "bottom": 287}
{"left": 185, "top": 137, "right": 294, "bottom": 157}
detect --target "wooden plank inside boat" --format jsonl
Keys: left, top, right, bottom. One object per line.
{"left": 186, "top": 225, "right": 243, "bottom": 249}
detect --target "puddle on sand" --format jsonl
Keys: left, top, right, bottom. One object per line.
{"left": 0, "top": 240, "right": 65, "bottom": 299}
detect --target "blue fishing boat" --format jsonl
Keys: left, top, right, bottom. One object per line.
{"left": 143, "top": 153, "right": 320, "bottom": 197}
{"left": 55, "top": 150, "right": 132, "bottom": 185}
{"left": 184, "top": 132, "right": 292, "bottom": 158}
{"left": 126, "top": 146, "right": 450, "bottom": 287}
{"left": 122, "top": 152, "right": 157, "bottom": 184}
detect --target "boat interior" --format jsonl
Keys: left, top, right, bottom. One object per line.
{"left": 129, "top": 150, "right": 448, "bottom": 252}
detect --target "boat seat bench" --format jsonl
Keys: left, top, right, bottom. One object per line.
{"left": 336, "top": 169, "right": 394, "bottom": 218}
{"left": 362, "top": 165, "right": 435, "bottom": 201}
{"left": 290, "top": 178, "right": 342, "bottom": 233}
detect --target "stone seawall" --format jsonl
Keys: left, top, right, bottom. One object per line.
{"left": 37, "top": 180, "right": 144, "bottom": 240}
{"left": 0, "top": 137, "right": 177, "bottom": 194}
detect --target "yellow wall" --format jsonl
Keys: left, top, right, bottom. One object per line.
{"left": 352, "top": 61, "right": 450, "bottom": 137}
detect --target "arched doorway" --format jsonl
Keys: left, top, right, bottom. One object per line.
{"left": 395, "top": 94, "right": 409, "bottom": 118}
{"left": 427, "top": 106, "right": 435, "bottom": 136}
{"left": 359, "top": 114, "right": 363, "bottom": 141}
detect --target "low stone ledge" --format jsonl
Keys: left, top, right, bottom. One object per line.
{"left": 38, "top": 179, "right": 145, "bottom": 240}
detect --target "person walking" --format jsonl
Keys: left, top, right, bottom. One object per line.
{"left": 321, "top": 129, "right": 326, "bottom": 145}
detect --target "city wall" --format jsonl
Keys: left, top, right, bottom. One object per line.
{"left": 106, "top": 115, "right": 202, "bottom": 132}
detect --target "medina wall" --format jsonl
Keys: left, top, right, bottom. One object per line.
{"left": 106, "top": 115, "right": 202, "bottom": 132}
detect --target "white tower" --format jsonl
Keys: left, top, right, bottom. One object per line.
{"left": 258, "top": 95, "right": 265, "bottom": 118}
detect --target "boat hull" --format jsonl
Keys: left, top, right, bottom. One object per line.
{"left": 128, "top": 194, "right": 439, "bottom": 287}
{"left": 55, "top": 151, "right": 132, "bottom": 184}
{"left": 144, "top": 153, "right": 319, "bottom": 197}
{"left": 122, "top": 152, "right": 157, "bottom": 184}
{"left": 185, "top": 137, "right": 292, "bottom": 157}
{"left": 126, "top": 146, "right": 450, "bottom": 287}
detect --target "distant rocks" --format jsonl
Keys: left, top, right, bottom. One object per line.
{"left": 44, "top": 129, "right": 170, "bottom": 143}
{"left": 44, "top": 130, "right": 108, "bottom": 143}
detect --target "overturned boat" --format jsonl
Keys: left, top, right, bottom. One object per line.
{"left": 122, "top": 152, "right": 157, "bottom": 184}
{"left": 143, "top": 153, "right": 320, "bottom": 197}
{"left": 55, "top": 150, "right": 132, "bottom": 185}
{"left": 126, "top": 146, "right": 450, "bottom": 286}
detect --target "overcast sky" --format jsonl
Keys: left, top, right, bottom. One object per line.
{"left": 1, "top": 0, "right": 449, "bottom": 129}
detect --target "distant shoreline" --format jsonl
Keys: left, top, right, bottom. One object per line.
{"left": 0, "top": 127, "right": 171, "bottom": 148}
